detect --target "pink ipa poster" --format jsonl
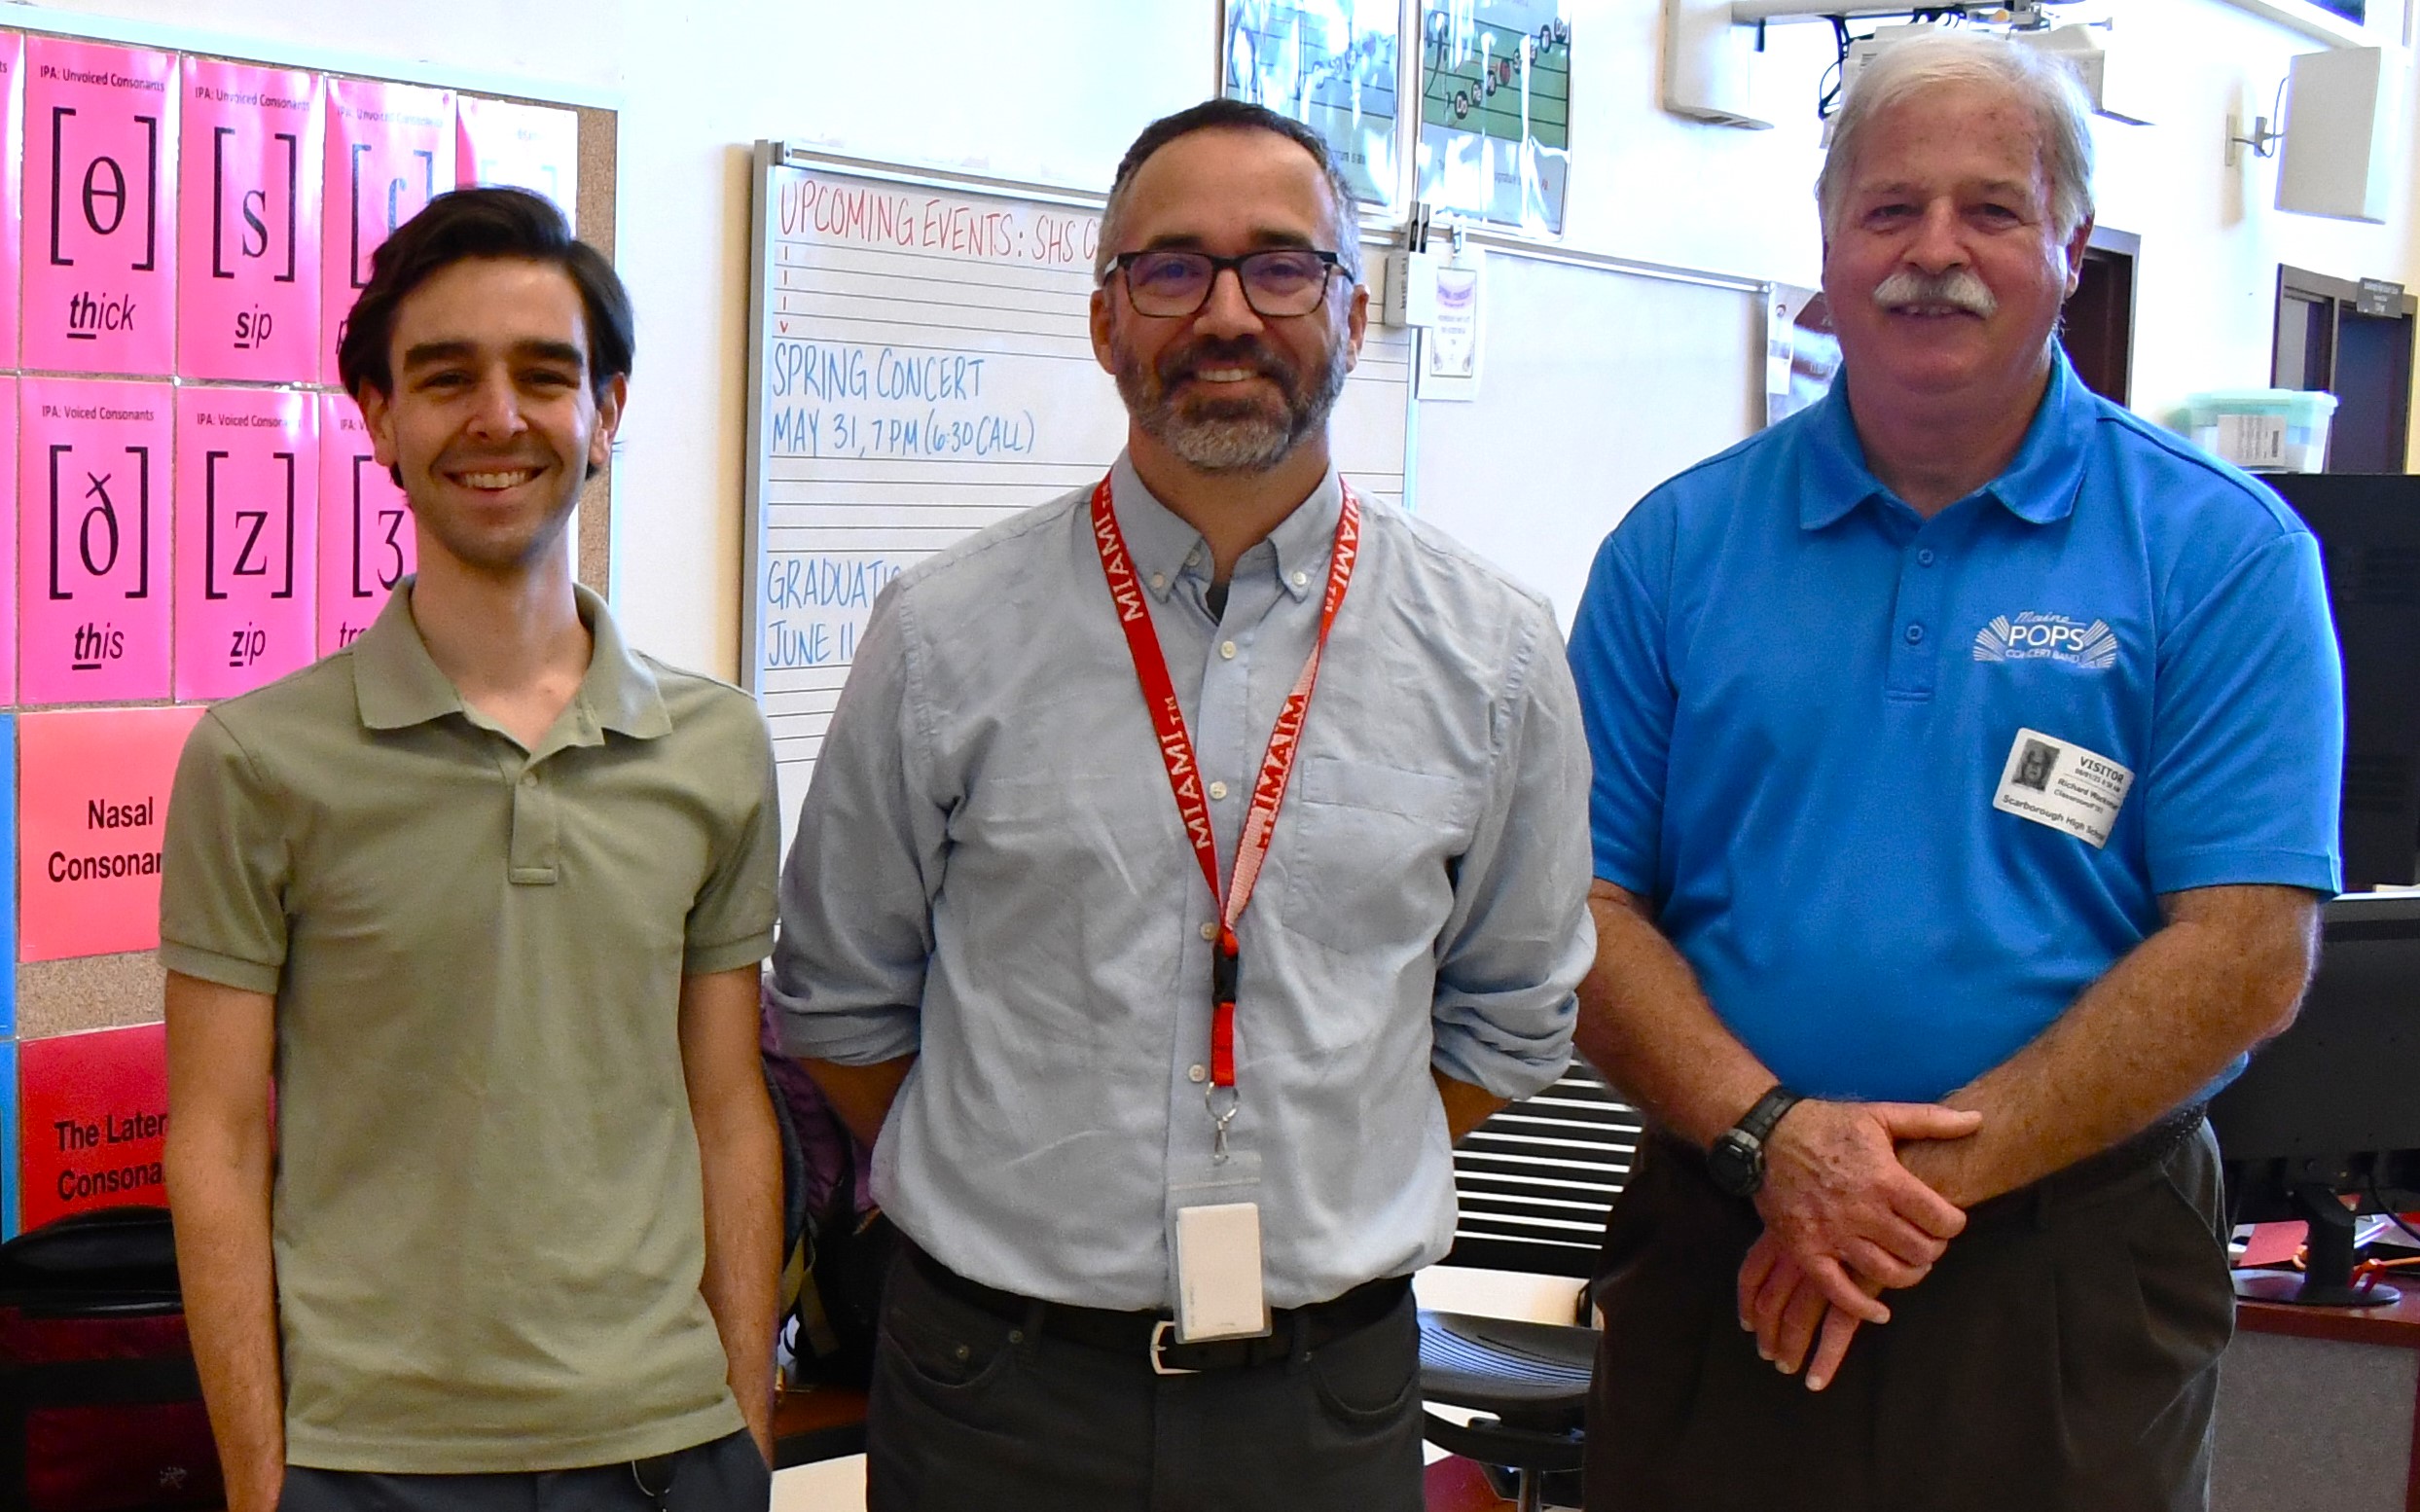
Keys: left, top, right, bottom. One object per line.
{"left": 18, "top": 705, "right": 201, "bottom": 962}
{"left": 317, "top": 391, "right": 413, "bottom": 656}
{"left": 18, "top": 378, "right": 171, "bottom": 703}
{"left": 175, "top": 387, "right": 316, "bottom": 701}
{"left": 455, "top": 96, "right": 576, "bottom": 225}
{"left": 177, "top": 59, "right": 322, "bottom": 383}
{"left": 0, "top": 379, "right": 17, "bottom": 706}
{"left": 22, "top": 38, "right": 177, "bottom": 377}
{"left": 322, "top": 78, "right": 451, "bottom": 385}
{"left": 0, "top": 34, "right": 28, "bottom": 368}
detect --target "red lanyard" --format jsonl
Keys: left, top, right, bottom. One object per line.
{"left": 1090, "top": 472, "right": 1360, "bottom": 1113}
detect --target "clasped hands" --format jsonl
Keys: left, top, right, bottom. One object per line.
{"left": 1735, "top": 1098, "right": 1982, "bottom": 1393}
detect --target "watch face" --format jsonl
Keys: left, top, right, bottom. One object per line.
{"left": 1709, "top": 1131, "right": 1762, "bottom": 1198}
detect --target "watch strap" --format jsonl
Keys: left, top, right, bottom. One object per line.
{"left": 1735, "top": 1086, "right": 1803, "bottom": 1147}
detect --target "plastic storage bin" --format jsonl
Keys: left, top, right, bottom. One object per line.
{"left": 2180, "top": 388, "right": 2338, "bottom": 473}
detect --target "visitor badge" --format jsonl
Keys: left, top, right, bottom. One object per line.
{"left": 1169, "top": 1151, "right": 1270, "bottom": 1342}
{"left": 1993, "top": 727, "right": 2133, "bottom": 848}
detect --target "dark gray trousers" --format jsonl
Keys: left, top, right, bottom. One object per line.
{"left": 276, "top": 1428, "right": 771, "bottom": 1512}
{"left": 865, "top": 1247, "right": 1425, "bottom": 1512}
{"left": 1587, "top": 1117, "right": 2235, "bottom": 1512}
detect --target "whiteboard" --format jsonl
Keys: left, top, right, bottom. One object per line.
{"left": 1412, "top": 243, "right": 1766, "bottom": 630}
{"left": 743, "top": 144, "right": 1413, "bottom": 844}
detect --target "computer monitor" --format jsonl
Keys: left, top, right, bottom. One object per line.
{"left": 2262, "top": 473, "right": 2420, "bottom": 890}
{"left": 2210, "top": 893, "right": 2420, "bottom": 1306}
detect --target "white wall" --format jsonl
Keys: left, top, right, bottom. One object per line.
{"left": 18, "top": 0, "right": 2419, "bottom": 676}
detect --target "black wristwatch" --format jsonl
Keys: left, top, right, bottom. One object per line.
{"left": 1707, "top": 1086, "right": 1804, "bottom": 1199}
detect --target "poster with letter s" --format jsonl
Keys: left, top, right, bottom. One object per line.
{"left": 177, "top": 57, "right": 322, "bottom": 382}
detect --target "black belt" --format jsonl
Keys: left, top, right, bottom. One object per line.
{"left": 907, "top": 1242, "right": 1408, "bottom": 1373}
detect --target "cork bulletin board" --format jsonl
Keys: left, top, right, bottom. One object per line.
{"left": 0, "top": 8, "right": 619, "bottom": 1235}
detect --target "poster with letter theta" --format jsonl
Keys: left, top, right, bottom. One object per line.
{"left": 317, "top": 391, "right": 413, "bottom": 657}
{"left": 0, "top": 34, "right": 27, "bottom": 368}
{"left": 455, "top": 95, "right": 576, "bottom": 224}
{"left": 175, "top": 386, "right": 316, "bottom": 700}
{"left": 18, "top": 1023, "right": 170, "bottom": 1230}
{"left": 322, "top": 78, "right": 452, "bottom": 386}
{"left": 22, "top": 38, "right": 177, "bottom": 376}
{"left": 17, "top": 704, "right": 201, "bottom": 962}
{"left": 178, "top": 58, "right": 322, "bottom": 382}
{"left": 18, "top": 378, "right": 172, "bottom": 704}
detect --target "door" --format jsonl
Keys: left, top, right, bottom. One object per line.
{"left": 2274, "top": 266, "right": 2416, "bottom": 473}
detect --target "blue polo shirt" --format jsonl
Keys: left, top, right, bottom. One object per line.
{"left": 1571, "top": 355, "right": 2342, "bottom": 1103}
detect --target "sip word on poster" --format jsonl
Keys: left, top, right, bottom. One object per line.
{"left": 178, "top": 57, "right": 322, "bottom": 383}
{"left": 175, "top": 386, "right": 317, "bottom": 700}
{"left": 317, "top": 392, "right": 414, "bottom": 657}
{"left": 23, "top": 37, "right": 177, "bottom": 377}
{"left": 322, "top": 78, "right": 452, "bottom": 386}
{"left": 18, "top": 378, "right": 172, "bottom": 703}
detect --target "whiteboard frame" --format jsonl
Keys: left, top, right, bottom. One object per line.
{"left": 740, "top": 138, "right": 1418, "bottom": 695}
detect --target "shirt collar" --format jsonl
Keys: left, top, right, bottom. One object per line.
{"left": 1798, "top": 349, "right": 2093, "bottom": 531}
{"left": 352, "top": 577, "right": 671, "bottom": 741}
{"left": 1109, "top": 451, "right": 1343, "bottom": 603}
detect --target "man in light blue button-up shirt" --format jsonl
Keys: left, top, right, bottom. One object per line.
{"left": 769, "top": 99, "right": 1591, "bottom": 1512}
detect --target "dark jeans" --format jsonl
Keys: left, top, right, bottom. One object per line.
{"left": 277, "top": 1428, "right": 770, "bottom": 1512}
{"left": 866, "top": 1247, "right": 1425, "bottom": 1512}
{"left": 1587, "top": 1116, "right": 2235, "bottom": 1512}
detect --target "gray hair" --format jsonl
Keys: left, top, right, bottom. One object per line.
{"left": 1096, "top": 98, "right": 1363, "bottom": 287}
{"left": 1816, "top": 30, "right": 2095, "bottom": 243}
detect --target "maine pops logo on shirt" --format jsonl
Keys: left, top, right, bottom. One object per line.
{"left": 1971, "top": 611, "right": 2118, "bottom": 670}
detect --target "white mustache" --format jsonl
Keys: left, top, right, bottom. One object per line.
{"left": 1873, "top": 269, "right": 1997, "bottom": 318}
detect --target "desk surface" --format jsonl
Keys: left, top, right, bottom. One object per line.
{"left": 2238, "top": 1273, "right": 2420, "bottom": 1350}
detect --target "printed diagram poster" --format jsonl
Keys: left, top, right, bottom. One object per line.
{"left": 455, "top": 95, "right": 576, "bottom": 224}
{"left": 1225, "top": 1, "right": 1398, "bottom": 205}
{"left": 175, "top": 386, "right": 317, "bottom": 700}
{"left": 0, "top": 34, "right": 27, "bottom": 369}
{"left": 323, "top": 78, "right": 452, "bottom": 386}
{"left": 17, "top": 704, "right": 202, "bottom": 962}
{"left": 19, "top": 378, "right": 172, "bottom": 704}
{"left": 178, "top": 58, "right": 322, "bottom": 382}
{"left": 1418, "top": 1, "right": 1571, "bottom": 233}
{"left": 18, "top": 1023, "right": 169, "bottom": 1232}
{"left": 22, "top": 38, "right": 178, "bottom": 376}
{"left": 317, "top": 391, "right": 413, "bottom": 656}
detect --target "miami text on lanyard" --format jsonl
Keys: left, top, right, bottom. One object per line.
{"left": 1090, "top": 472, "right": 1362, "bottom": 1162}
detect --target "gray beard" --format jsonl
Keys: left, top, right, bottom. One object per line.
{"left": 1117, "top": 339, "right": 1351, "bottom": 474}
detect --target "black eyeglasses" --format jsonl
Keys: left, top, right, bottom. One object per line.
{"left": 1108, "top": 248, "right": 1346, "bottom": 318}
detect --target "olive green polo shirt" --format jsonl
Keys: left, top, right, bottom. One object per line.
{"left": 160, "top": 580, "right": 778, "bottom": 1473}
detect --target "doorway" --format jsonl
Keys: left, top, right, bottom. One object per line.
{"left": 2061, "top": 226, "right": 2138, "bottom": 406}
{"left": 2273, "top": 266, "right": 2416, "bottom": 474}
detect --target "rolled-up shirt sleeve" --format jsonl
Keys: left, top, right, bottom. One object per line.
{"left": 768, "top": 583, "right": 949, "bottom": 1064}
{"left": 1428, "top": 602, "right": 1593, "bottom": 1100}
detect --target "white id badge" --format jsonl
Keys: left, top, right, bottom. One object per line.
{"left": 1993, "top": 727, "right": 2135, "bottom": 848}
{"left": 1169, "top": 1152, "right": 1271, "bottom": 1342}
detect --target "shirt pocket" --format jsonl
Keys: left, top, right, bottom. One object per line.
{"left": 1274, "top": 753, "right": 1470, "bottom": 957}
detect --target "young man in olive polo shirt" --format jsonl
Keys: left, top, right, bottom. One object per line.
{"left": 160, "top": 189, "right": 782, "bottom": 1512}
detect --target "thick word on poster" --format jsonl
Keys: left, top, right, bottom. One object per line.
{"left": 18, "top": 1023, "right": 167, "bottom": 1232}
{"left": 18, "top": 703, "right": 203, "bottom": 962}
{"left": 178, "top": 57, "right": 322, "bottom": 382}
{"left": 456, "top": 94, "right": 576, "bottom": 223}
{"left": 317, "top": 391, "right": 412, "bottom": 655}
{"left": 23, "top": 37, "right": 178, "bottom": 377}
{"left": 0, "top": 34, "right": 26, "bottom": 368}
{"left": 19, "top": 378, "right": 172, "bottom": 703}
{"left": 175, "top": 386, "right": 317, "bottom": 700}
{"left": 321, "top": 77, "right": 451, "bottom": 386}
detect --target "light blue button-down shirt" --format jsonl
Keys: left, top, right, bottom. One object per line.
{"left": 771, "top": 454, "right": 1592, "bottom": 1310}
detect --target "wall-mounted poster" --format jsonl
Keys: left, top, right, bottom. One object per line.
{"left": 0, "top": 35, "right": 25, "bottom": 370}
{"left": 1224, "top": 1, "right": 1399, "bottom": 206}
{"left": 22, "top": 38, "right": 178, "bottom": 377}
{"left": 322, "top": 78, "right": 452, "bottom": 386}
{"left": 19, "top": 378, "right": 172, "bottom": 704}
{"left": 17, "top": 704, "right": 201, "bottom": 961}
{"left": 174, "top": 385, "right": 316, "bottom": 700}
{"left": 1417, "top": 0, "right": 1571, "bottom": 234}
{"left": 317, "top": 391, "right": 413, "bottom": 657}
{"left": 18, "top": 1023, "right": 168, "bottom": 1231}
{"left": 177, "top": 57, "right": 322, "bottom": 382}
{"left": 455, "top": 95, "right": 576, "bottom": 223}
{"left": 1764, "top": 282, "right": 1840, "bottom": 427}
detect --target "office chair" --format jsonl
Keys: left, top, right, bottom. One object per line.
{"left": 1421, "top": 1062, "right": 1638, "bottom": 1511}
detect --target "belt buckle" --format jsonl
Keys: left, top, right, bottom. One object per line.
{"left": 1148, "top": 1318, "right": 1198, "bottom": 1376}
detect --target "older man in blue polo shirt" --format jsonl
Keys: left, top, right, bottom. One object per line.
{"left": 1571, "top": 32, "right": 2339, "bottom": 1512}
